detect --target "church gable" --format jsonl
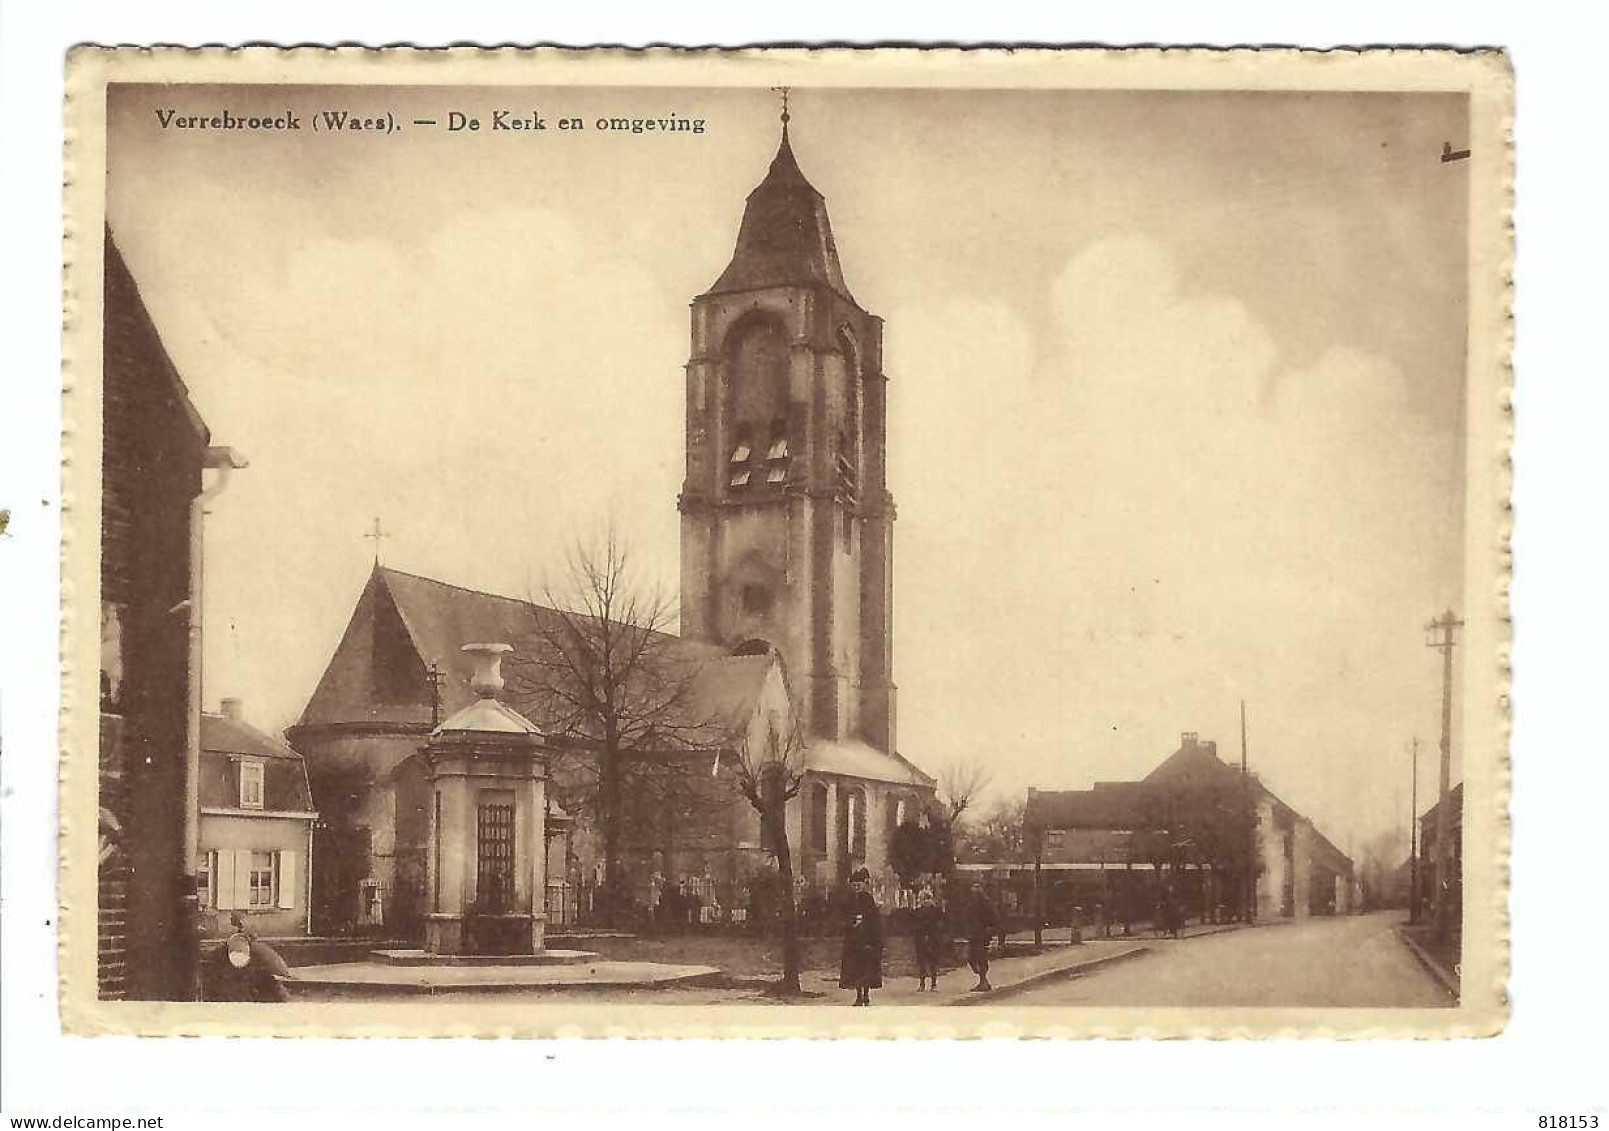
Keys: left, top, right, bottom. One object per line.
{"left": 296, "top": 565, "right": 748, "bottom": 739}
{"left": 373, "top": 581, "right": 429, "bottom": 706}
{"left": 296, "top": 570, "right": 428, "bottom": 728}
{"left": 1144, "top": 733, "right": 1238, "bottom": 787}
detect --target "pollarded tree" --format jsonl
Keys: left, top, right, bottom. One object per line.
{"left": 731, "top": 705, "right": 809, "bottom": 996}
{"left": 936, "top": 755, "right": 993, "bottom": 824}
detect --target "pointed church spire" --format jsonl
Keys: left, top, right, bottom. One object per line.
{"left": 705, "top": 99, "right": 856, "bottom": 304}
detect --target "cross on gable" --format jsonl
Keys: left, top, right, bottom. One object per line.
{"left": 365, "top": 516, "right": 393, "bottom": 563}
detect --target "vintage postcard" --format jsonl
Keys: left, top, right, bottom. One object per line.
{"left": 61, "top": 46, "right": 1511, "bottom": 1038}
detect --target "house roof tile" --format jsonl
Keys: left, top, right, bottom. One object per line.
{"left": 200, "top": 713, "right": 314, "bottom": 813}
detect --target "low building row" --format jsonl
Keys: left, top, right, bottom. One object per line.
{"left": 963, "top": 733, "right": 1357, "bottom": 930}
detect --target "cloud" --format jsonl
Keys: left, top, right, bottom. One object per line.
{"left": 889, "top": 233, "right": 1462, "bottom": 842}
{"left": 169, "top": 207, "right": 687, "bottom": 731}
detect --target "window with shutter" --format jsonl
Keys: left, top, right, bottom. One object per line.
{"left": 277, "top": 850, "right": 297, "bottom": 910}
{"left": 214, "top": 850, "right": 237, "bottom": 910}
{"left": 231, "top": 849, "right": 254, "bottom": 910}
{"left": 248, "top": 851, "right": 276, "bottom": 907}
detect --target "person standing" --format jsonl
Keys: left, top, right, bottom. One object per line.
{"left": 839, "top": 867, "right": 883, "bottom": 1006}
{"left": 912, "top": 887, "right": 945, "bottom": 992}
{"left": 965, "top": 882, "right": 998, "bottom": 992}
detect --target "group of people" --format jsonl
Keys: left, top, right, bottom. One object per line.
{"left": 838, "top": 868, "right": 1001, "bottom": 1006}
{"left": 654, "top": 881, "right": 726, "bottom": 928}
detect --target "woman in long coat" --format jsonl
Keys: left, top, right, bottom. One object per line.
{"left": 839, "top": 867, "right": 883, "bottom": 1005}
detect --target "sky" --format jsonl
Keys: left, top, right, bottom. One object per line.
{"left": 106, "top": 83, "right": 1470, "bottom": 857}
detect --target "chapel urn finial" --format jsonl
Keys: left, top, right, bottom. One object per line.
{"left": 462, "top": 642, "right": 513, "bottom": 698}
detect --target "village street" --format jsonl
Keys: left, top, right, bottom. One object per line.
{"left": 282, "top": 912, "right": 1454, "bottom": 1009}
{"left": 1010, "top": 910, "right": 1453, "bottom": 1009}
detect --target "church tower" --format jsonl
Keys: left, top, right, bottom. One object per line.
{"left": 679, "top": 110, "right": 897, "bottom": 752}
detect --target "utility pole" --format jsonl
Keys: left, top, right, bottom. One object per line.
{"left": 427, "top": 662, "right": 445, "bottom": 728}
{"left": 1424, "top": 609, "right": 1462, "bottom": 940}
{"left": 1241, "top": 699, "right": 1256, "bottom": 922}
{"left": 1408, "top": 736, "right": 1421, "bottom": 924}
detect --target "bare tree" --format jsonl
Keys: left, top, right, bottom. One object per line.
{"left": 505, "top": 524, "right": 707, "bottom": 926}
{"left": 936, "top": 755, "right": 993, "bottom": 823}
{"left": 731, "top": 705, "right": 809, "bottom": 996}
{"left": 960, "top": 795, "right": 1030, "bottom": 863}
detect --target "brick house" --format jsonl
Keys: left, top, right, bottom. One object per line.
{"left": 1418, "top": 781, "right": 1463, "bottom": 929}
{"left": 100, "top": 227, "right": 245, "bottom": 998}
{"left": 99, "top": 228, "right": 210, "bottom": 999}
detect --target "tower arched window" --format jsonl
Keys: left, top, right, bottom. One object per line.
{"left": 836, "top": 328, "right": 862, "bottom": 497}
{"left": 725, "top": 319, "right": 791, "bottom": 496}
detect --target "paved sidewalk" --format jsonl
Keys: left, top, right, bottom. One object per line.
{"left": 1395, "top": 925, "right": 1461, "bottom": 999}
{"left": 277, "top": 920, "right": 1275, "bottom": 1004}
{"left": 804, "top": 937, "right": 1150, "bottom": 1007}
{"left": 283, "top": 958, "right": 720, "bottom": 998}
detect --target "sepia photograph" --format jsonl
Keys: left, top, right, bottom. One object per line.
{"left": 60, "top": 47, "right": 1510, "bottom": 1037}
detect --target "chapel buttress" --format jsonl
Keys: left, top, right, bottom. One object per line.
{"left": 678, "top": 116, "right": 897, "bottom": 753}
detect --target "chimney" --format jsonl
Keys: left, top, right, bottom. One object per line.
{"left": 1181, "top": 731, "right": 1198, "bottom": 749}
{"left": 220, "top": 697, "right": 244, "bottom": 722}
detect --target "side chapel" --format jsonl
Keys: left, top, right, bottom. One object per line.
{"left": 287, "top": 112, "right": 935, "bottom": 936}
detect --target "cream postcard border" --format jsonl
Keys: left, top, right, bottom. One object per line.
{"left": 60, "top": 45, "right": 1513, "bottom": 1039}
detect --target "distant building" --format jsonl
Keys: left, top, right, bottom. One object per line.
{"left": 195, "top": 700, "right": 317, "bottom": 937}
{"left": 1012, "top": 733, "right": 1356, "bottom": 928}
{"left": 1379, "top": 856, "right": 1415, "bottom": 910}
{"left": 1418, "top": 781, "right": 1463, "bottom": 927}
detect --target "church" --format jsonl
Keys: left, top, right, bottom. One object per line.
{"left": 288, "top": 113, "right": 937, "bottom": 936}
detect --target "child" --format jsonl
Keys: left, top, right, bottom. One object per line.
{"left": 912, "top": 887, "right": 945, "bottom": 991}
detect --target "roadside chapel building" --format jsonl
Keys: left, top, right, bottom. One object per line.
{"left": 1005, "top": 733, "right": 1356, "bottom": 928}
{"left": 288, "top": 116, "right": 935, "bottom": 938}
